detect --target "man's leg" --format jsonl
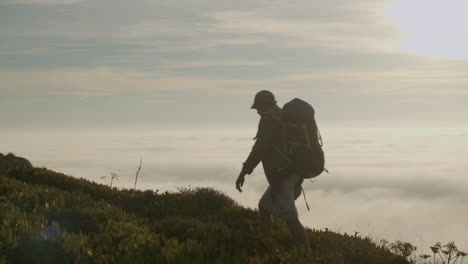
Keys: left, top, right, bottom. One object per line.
{"left": 259, "top": 205, "right": 272, "bottom": 237}
{"left": 285, "top": 218, "right": 311, "bottom": 253}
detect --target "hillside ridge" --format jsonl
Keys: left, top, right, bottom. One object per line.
{"left": 0, "top": 153, "right": 410, "bottom": 264}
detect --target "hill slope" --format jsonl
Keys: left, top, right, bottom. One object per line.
{"left": 0, "top": 156, "right": 410, "bottom": 264}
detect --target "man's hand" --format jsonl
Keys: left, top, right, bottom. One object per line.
{"left": 236, "top": 172, "right": 246, "bottom": 192}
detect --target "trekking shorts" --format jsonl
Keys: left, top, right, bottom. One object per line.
{"left": 259, "top": 173, "right": 301, "bottom": 220}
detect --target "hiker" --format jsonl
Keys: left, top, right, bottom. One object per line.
{"left": 235, "top": 90, "right": 311, "bottom": 253}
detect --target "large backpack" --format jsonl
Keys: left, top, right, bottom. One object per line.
{"left": 275, "top": 98, "right": 326, "bottom": 179}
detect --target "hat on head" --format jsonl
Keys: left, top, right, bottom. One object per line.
{"left": 250, "top": 90, "right": 276, "bottom": 109}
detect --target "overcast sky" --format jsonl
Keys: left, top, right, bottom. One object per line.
{"left": 1, "top": 0, "right": 468, "bottom": 130}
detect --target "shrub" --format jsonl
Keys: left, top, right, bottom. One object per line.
{"left": 1, "top": 166, "right": 413, "bottom": 264}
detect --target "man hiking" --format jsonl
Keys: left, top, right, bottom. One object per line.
{"left": 235, "top": 90, "right": 311, "bottom": 253}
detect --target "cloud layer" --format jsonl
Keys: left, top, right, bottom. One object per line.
{"left": 2, "top": 127, "right": 467, "bottom": 251}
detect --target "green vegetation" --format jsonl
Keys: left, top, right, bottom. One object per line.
{"left": 1, "top": 154, "right": 412, "bottom": 264}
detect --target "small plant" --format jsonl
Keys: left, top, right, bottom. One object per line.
{"left": 424, "top": 242, "right": 467, "bottom": 264}
{"left": 380, "top": 239, "right": 389, "bottom": 249}
{"left": 101, "top": 172, "right": 119, "bottom": 188}
{"left": 134, "top": 159, "right": 142, "bottom": 189}
{"left": 388, "top": 240, "right": 417, "bottom": 261}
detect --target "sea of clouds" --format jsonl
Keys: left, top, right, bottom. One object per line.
{"left": 2, "top": 126, "right": 467, "bottom": 254}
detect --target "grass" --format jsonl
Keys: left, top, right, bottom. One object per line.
{"left": 0, "top": 155, "right": 412, "bottom": 264}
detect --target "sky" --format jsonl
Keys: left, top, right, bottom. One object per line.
{"left": 1, "top": 0, "right": 468, "bottom": 129}
{"left": 1, "top": 0, "right": 468, "bottom": 258}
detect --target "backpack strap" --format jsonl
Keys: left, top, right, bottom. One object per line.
{"left": 302, "top": 124, "right": 311, "bottom": 149}
{"left": 273, "top": 145, "right": 291, "bottom": 172}
{"left": 301, "top": 185, "right": 310, "bottom": 211}
{"left": 317, "top": 127, "right": 323, "bottom": 147}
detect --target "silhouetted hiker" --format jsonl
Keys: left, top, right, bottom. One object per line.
{"left": 236, "top": 90, "right": 311, "bottom": 253}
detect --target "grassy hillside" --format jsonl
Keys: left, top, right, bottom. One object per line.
{"left": 0, "top": 156, "right": 411, "bottom": 264}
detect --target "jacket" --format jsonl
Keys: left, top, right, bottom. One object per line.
{"left": 241, "top": 105, "right": 288, "bottom": 184}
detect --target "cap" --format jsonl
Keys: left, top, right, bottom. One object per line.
{"left": 250, "top": 90, "right": 276, "bottom": 109}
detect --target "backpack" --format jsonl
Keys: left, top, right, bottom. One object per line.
{"left": 275, "top": 98, "right": 326, "bottom": 179}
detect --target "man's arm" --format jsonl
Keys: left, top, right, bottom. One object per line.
{"left": 236, "top": 115, "right": 276, "bottom": 192}
{"left": 241, "top": 116, "right": 275, "bottom": 175}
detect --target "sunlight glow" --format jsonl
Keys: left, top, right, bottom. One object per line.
{"left": 386, "top": 0, "right": 468, "bottom": 58}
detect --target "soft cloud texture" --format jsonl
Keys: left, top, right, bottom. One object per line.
{"left": 1, "top": 128, "right": 467, "bottom": 251}
{"left": 2, "top": 0, "right": 468, "bottom": 129}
